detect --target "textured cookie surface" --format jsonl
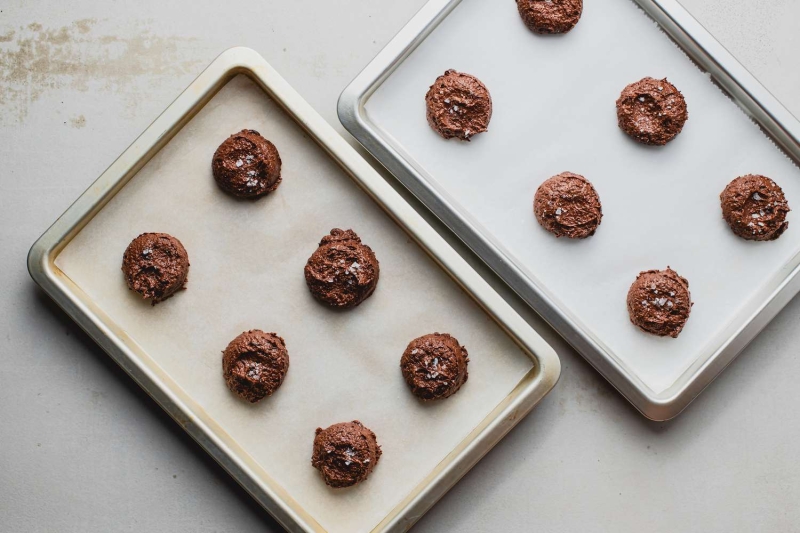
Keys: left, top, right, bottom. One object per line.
{"left": 626, "top": 268, "right": 692, "bottom": 338}
{"left": 534, "top": 172, "right": 602, "bottom": 239}
{"left": 121, "top": 232, "right": 189, "bottom": 305}
{"left": 516, "top": 0, "right": 583, "bottom": 34}
{"left": 400, "top": 333, "right": 469, "bottom": 401}
{"left": 312, "top": 421, "right": 381, "bottom": 488}
{"left": 616, "top": 77, "right": 688, "bottom": 145}
{"left": 720, "top": 174, "right": 790, "bottom": 241}
{"left": 425, "top": 70, "right": 492, "bottom": 141}
{"left": 212, "top": 129, "right": 282, "bottom": 198}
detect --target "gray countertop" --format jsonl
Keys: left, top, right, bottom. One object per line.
{"left": 1, "top": 1, "right": 799, "bottom": 531}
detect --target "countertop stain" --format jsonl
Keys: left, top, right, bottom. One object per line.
{"left": 0, "top": 18, "right": 202, "bottom": 123}
{"left": 69, "top": 114, "right": 86, "bottom": 128}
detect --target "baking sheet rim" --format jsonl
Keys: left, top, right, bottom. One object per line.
{"left": 336, "top": 0, "right": 800, "bottom": 421}
{"left": 27, "top": 47, "right": 561, "bottom": 533}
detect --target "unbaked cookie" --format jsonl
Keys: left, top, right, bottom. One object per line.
{"left": 400, "top": 333, "right": 469, "bottom": 401}
{"left": 425, "top": 70, "right": 492, "bottom": 141}
{"left": 222, "top": 330, "right": 289, "bottom": 403}
{"left": 212, "top": 129, "right": 282, "bottom": 198}
{"left": 533, "top": 172, "right": 602, "bottom": 239}
{"left": 516, "top": 0, "right": 583, "bottom": 34}
{"left": 304, "top": 229, "right": 380, "bottom": 309}
{"left": 312, "top": 421, "right": 382, "bottom": 488}
{"left": 121, "top": 232, "right": 189, "bottom": 305}
{"left": 626, "top": 268, "right": 692, "bottom": 338}
{"left": 720, "top": 174, "right": 790, "bottom": 241}
{"left": 616, "top": 77, "right": 688, "bottom": 145}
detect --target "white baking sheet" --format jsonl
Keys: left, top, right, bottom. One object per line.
{"left": 364, "top": 0, "right": 800, "bottom": 394}
{"left": 54, "top": 75, "right": 533, "bottom": 533}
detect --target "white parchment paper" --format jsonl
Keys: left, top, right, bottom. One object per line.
{"left": 55, "top": 75, "right": 533, "bottom": 533}
{"left": 365, "top": 0, "right": 800, "bottom": 394}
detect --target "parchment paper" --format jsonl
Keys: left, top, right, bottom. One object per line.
{"left": 55, "top": 75, "right": 533, "bottom": 533}
{"left": 365, "top": 0, "right": 800, "bottom": 394}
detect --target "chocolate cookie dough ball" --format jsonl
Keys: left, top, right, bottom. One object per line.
{"left": 212, "top": 129, "right": 282, "bottom": 198}
{"left": 516, "top": 0, "right": 583, "bottom": 34}
{"left": 304, "top": 229, "right": 380, "bottom": 309}
{"left": 222, "top": 330, "right": 289, "bottom": 403}
{"left": 720, "top": 174, "right": 790, "bottom": 241}
{"left": 616, "top": 77, "right": 688, "bottom": 145}
{"left": 425, "top": 70, "right": 492, "bottom": 141}
{"left": 121, "top": 232, "right": 189, "bottom": 305}
{"left": 400, "top": 333, "right": 469, "bottom": 401}
{"left": 312, "top": 421, "right": 382, "bottom": 488}
{"left": 626, "top": 268, "right": 692, "bottom": 338}
{"left": 533, "top": 172, "right": 602, "bottom": 239}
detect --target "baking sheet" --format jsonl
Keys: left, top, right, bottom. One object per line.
{"left": 54, "top": 74, "right": 533, "bottom": 533}
{"left": 362, "top": 0, "right": 800, "bottom": 395}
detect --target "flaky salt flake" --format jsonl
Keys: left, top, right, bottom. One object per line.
{"left": 667, "top": 301, "right": 673, "bottom": 308}
{"left": 235, "top": 159, "right": 243, "bottom": 167}
{"left": 752, "top": 192, "right": 762, "bottom": 200}
{"left": 638, "top": 96, "right": 645, "bottom": 102}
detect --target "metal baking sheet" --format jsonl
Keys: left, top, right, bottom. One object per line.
{"left": 27, "top": 48, "right": 560, "bottom": 533}
{"left": 338, "top": 0, "right": 800, "bottom": 420}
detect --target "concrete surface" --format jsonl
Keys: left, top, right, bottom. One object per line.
{"left": 1, "top": 1, "right": 799, "bottom": 531}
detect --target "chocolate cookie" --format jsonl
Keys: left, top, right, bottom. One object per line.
{"left": 533, "top": 172, "right": 602, "bottom": 239}
{"left": 212, "top": 129, "right": 282, "bottom": 198}
{"left": 222, "top": 330, "right": 289, "bottom": 403}
{"left": 400, "top": 333, "right": 469, "bottom": 401}
{"left": 312, "top": 421, "right": 382, "bottom": 488}
{"left": 304, "top": 229, "right": 380, "bottom": 309}
{"left": 516, "top": 0, "right": 583, "bottom": 34}
{"left": 616, "top": 77, "right": 688, "bottom": 145}
{"left": 626, "top": 268, "right": 692, "bottom": 338}
{"left": 720, "top": 174, "right": 790, "bottom": 241}
{"left": 425, "top": 70, "right": 492, "bottom": 141}
{"left": 121, "top": 232, "right": 189, "bottom": 305}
